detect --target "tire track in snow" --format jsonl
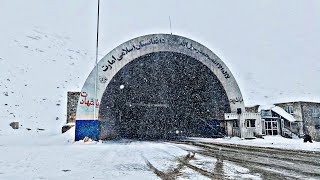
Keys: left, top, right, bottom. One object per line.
{"left": 172, "top": 141, "right": 320, "bottom": 179}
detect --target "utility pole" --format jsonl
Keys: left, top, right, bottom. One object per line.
{"left": 94, "top": 0, "right": 100, "bottom": 120}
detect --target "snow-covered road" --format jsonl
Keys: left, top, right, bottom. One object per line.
{"left": 174, "top": 140, "right": 320, "bottom": 180}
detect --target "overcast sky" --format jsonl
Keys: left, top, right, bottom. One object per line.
{"left": 1, "top": 0, "right": 320, "bottom": 105}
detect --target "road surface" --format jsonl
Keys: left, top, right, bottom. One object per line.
{"left": 162, "top": 140, "right": 320, "bottom": 180}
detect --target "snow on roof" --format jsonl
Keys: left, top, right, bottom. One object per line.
{"left": 257, "top": 104, "right": 275, "bottom": 112}
{"left": 271, "top": 106, "right": 297, "bottom": 122}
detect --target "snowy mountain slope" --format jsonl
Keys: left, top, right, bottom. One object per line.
{"left": 0, "top": 27, "right": 96, "bottom": 134}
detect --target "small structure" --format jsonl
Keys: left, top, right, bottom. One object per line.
{"left": 224, "top": 111, "right": 262, "bottom": 139}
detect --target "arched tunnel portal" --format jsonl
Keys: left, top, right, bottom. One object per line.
{"left": 74, "top": 34, "right": 245, "bottom": 141}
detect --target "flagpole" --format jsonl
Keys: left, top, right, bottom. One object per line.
{"left": 94, "top": 0, "right": 100, "bottom": 120}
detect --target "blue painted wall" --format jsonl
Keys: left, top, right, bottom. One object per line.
{"left": 75, "top": 120, "right": 101, "bottom": 141}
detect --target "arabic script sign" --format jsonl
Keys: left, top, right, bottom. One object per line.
{"left": 79, "top": 92, "right": 100, "bottom": 108}
{"left": 178, "top": 40, "right": 231, "bottom": 79}
{"left": 101, "top": 37, "right": 165, "bottom": 71}
{"left": 100, "top": 36, "right": 231, "bottom": 80}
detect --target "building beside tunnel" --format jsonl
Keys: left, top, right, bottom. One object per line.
{"left": 274, "top": 101, "right": 320, "bottom": 140}
{"left": 241, "top": 102, "right": 320, "bottom": 141}
{"left": 64, "top": 34, "right": 262, "bottom": 141}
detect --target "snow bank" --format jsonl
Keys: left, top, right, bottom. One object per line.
{"left": 0, "top": 126, "right": 75, "bottom": 146}
{"left": 189, "top": 136, "right": 320, "bottom": 152}
{"left": 258, "top": 104, "right": 274, "bottom": 112}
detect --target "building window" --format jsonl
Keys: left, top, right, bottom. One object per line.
{"left": 261, "top": 110, "right": 272, "bottom": 118}
{"left": 233, "top": 120, "right": 239, "bottom": 128}
{"left": 285, "top": 105, "right": 294, "bottom": 114}
{"left": 311, "top": 107, "right": 319, "bottom": 117}
{"left": 246, "top": 119, "right": 256, "bottom": 128}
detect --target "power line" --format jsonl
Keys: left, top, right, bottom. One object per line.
{"left": 94, "top": 0, "right": 100, "bottom": 120}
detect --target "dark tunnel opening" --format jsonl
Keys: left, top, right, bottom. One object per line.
{"left": 99, "top": 51, "right": 231, "bottom": 139}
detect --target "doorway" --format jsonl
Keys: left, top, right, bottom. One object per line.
{"left": 265, "top": 119, "right": 279, "bottom": 135}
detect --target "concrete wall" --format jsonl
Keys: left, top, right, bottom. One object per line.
{"left": 67, "top": 92, "right": 80, "bottom": 124}
{"left": 300, "top": 102, "right": 320, "bottom": 141}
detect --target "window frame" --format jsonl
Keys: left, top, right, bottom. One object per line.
{"left": 245, "top": 119, "right": 256, "bottom": 128}
{"left": 285, "top": 105, "right": 294, "bottom": 114}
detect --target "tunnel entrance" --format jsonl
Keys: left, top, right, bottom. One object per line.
{"left": 99, "top": 51, "right": 231, "bottom": 139}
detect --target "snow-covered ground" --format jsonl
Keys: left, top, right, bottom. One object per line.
{"left": 189, "top": 136, "right": 320, "bottom": 152}
{"left": 0, "top": 128, "right": 263, "bottom": 180}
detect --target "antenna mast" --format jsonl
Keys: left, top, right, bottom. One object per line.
{"left": 169, "top": 16, "right": 172, "bottom": 35}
